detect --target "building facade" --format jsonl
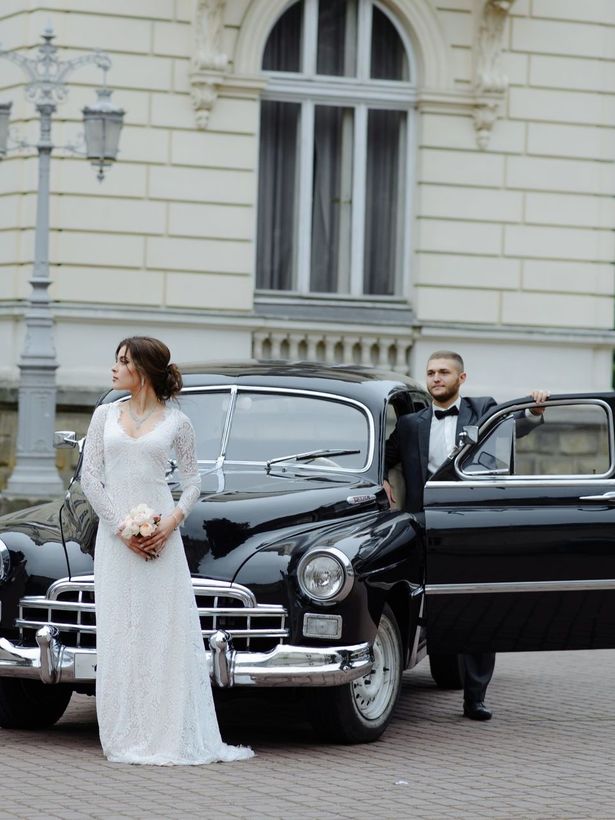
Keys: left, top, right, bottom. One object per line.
{"left": 0, "top": 0, "right": 614, "bottom": 419}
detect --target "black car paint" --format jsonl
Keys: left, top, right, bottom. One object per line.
{"left": 0, "top": 363, "right": 428, "bottom": 667}
{"left": 424, "top": 392, "right": 615, "bottom": 654}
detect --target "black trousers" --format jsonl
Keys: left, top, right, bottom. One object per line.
{"left": 462, "top": 653, "right": 496, "bottom": 704}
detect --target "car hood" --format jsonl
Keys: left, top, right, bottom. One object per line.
{"left": 173, "top": 466, "right": 384, "bottom": 580}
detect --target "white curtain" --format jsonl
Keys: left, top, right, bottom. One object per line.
{"left": 364, "top": 109, "right": 404, "bottom": 295}
{"left": 256, "top": 101, "right": 300, "bottom": 290}
{"left": 311, "top": 106, "right": 353, "bottom": 292}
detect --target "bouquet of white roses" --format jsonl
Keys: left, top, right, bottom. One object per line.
{"left": 120, "top": 503, "right": 161, "bottom": 540}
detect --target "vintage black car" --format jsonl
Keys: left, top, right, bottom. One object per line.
{"left": 1, "top": 363, "right": 614, "bottom": 743}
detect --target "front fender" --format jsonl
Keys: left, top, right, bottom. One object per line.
{"left": 235, "top": 510, "right": 422, "bottom": 649}
{"left": 0, "top": 502, "right": 71, "bottom": 640}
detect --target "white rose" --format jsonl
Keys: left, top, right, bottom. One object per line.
{"left": 121, "top": 519, "right": 138, "bottom": 539}
{"left": 139, "top": 522, "right": 155, "bottom": 537}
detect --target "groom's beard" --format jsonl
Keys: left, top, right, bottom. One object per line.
{"left": 428, "top": 382, "right": 461, "bottom": 405}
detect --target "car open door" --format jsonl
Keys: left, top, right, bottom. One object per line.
{"left": 423, "top": 395, "right": 615, "bottom": 653}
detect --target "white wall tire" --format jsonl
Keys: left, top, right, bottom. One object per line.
{"left": 305, "top": 604, "right": 403, "bottom": 743}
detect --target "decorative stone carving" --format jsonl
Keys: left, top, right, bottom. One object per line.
{"left": 190, "top": 77, "right": 219, "bottom": 129}
{"left": 193, "top": 0, "right": 228, "bottom": 71}
{"left": 472, "top": 100, "right": 500, "bottom": 150}
{"left": 190, "top": 0, "right": 229, "bottom": 129}
{"left": 472, "top": 0, "right": 516, "bottom": 149}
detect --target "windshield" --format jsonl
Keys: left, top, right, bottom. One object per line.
{"left": 178, "top": 388, "right": 372, "bottom": 471}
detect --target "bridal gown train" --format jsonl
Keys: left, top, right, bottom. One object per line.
{"left": 81, "top": 401, "right": 253, "bottom": 765}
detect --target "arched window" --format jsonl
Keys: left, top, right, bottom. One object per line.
{"left": 256, "top": 0, "right": 415, "bottom": 299}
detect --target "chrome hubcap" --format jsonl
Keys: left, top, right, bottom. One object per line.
{"left": 352, "top": 615, "right": 398, "bottom": 720}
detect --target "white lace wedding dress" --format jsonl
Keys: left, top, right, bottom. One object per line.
{"left": 81, "top": 401, "right": 254, "bottom": 765}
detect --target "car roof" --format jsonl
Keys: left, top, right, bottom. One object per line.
{"left": 101, "top": 361, "right": 430, "bottom": 409}
{"left": 179, "top": 360, "right": 426, "bottom": 398}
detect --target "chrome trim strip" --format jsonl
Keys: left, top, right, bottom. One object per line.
{"left": 16, "top": 619, "right": 96, "bottom": 634}
{"left": 19, "top": 599, "right": 96, "bottom": 612}
{"left": 429, "top": 479, "right": 615, "bottom": 489}
{"left": 426, "top": 579, "right": 615, "bottom": 595}
{"left": 218, "top": 385, "right": 238, "bottom": 463}
{"left": 0, "top": 538, "right": 10, "bottom": 583}
{"left": 46, "top": 574, "right": 95, "bottom": 599}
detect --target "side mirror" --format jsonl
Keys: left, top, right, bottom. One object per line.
{"left": 54, "top": 430, "right": 78, "bottom": 449}
{"left": 457, "top": 425, "right": 479, "bottom": 447}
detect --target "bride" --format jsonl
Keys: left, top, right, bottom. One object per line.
{"left": 81, "top": 335, "right": 254, "bottom": 765}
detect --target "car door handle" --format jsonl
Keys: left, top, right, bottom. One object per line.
{"left": 579, "top": 491, "right": 615, "bottom": 503}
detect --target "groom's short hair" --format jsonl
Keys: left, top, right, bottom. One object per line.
{"left": 427, "top": 350, "right": 465, "bottom": 372}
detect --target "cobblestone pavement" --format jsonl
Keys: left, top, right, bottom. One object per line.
{"left": 2, "top": 649, "right": 615, "bottom": 820}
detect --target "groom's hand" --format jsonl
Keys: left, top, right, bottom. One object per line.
{"left": 383, "top": 479, "right": 396, "bottom": 507}
{"left": 529, "top": 389, "right": 550, "bottom": 415}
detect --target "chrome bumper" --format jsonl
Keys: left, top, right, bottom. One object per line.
{"left": 0, "top": 626, "right": 373, "bottom": 688}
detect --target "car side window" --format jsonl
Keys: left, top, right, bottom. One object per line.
{"left": 385, "top": 403, "right": 398, "bottom": 439}
{"left": 384, "top": 394, "right": 412, "bottom": 509}
{"left": 460, "top": 401, "right": 612, "bottom": 479}
{"left": 461, "top": 417, "right": 515, "bottom": 475}
{"left": 515, "top": 403, "right": 611, "bottom": 477}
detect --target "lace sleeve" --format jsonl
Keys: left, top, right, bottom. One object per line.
{"left": 81, "top": 404, "right": 124, "bottom": 533}
{"left": 173, "top": 413, "right": 202, "bottom": 519}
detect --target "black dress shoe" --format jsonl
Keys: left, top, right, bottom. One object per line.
{"left": 463, "top": 701, "right": 492, "bottom": 721}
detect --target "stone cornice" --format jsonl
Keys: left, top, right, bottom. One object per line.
{"left": 418, "top": 321, "right": 615, "bottom": 348}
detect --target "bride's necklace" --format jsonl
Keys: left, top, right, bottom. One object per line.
{"left": 127, "top": 401, "right": 160, "bottom": 430}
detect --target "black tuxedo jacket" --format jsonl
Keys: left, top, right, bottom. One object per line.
{"left": 384, "top": 396, "right": 497, "bottom": 514}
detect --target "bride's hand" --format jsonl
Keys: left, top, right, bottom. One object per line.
{"left": 139, "top": 514, "right": 179, "bottom": 560}
{"left": 120, "top": 534, "right": 151, "bottom": 561}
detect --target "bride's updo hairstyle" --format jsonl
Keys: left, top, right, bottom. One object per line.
{"left": 116, "top": 336, "right": 183, "bottom": 401}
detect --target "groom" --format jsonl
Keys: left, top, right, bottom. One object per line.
{"left": 384, "top": 350, "right": 549, "bottom": 720}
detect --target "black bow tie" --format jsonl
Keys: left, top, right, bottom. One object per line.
{"left": 434, "top": 406, "right": 459, "bottom": 420}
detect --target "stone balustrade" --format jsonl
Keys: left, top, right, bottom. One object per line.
{"left": 252, "top": 330, "right": 414, "bottom": 373}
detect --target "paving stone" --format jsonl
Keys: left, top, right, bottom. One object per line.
{"left": 2, "top": 650, "right": 615, "bottom": 818}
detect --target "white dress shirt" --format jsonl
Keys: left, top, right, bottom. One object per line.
{"left": 428, "top": 398, "right": 461, "bottom": 475}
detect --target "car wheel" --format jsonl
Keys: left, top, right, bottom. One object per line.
{"left": 0, "top": 678, "right": 72, "bottom": 729}
{"left": 428, "top": 653, "right": 464, "bottom": 689}
{"left": 305, "top": 604, "right": 402, "bottom": 744}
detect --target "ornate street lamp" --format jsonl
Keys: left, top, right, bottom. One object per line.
{"left": 0, "top": 25, "right": 125, "bottom": 499}
{"left": 83, "top": 87, "right": 125, "bottom": 182}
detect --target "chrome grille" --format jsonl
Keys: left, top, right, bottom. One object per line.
{"left": 18, "top": 575, "right": 288, "bottom": 652}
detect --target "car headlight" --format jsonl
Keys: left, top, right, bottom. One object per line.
{"left": 297, "top": 547, "right": 354, "bottom": 604}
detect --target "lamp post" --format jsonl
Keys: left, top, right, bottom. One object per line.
{"left": 0, "top": 25, "right": 124, "bottom": 499}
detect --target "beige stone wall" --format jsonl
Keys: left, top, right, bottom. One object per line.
{"left": 0, "top": 0, "right": 613, "bottom": 400}
{"left": 0, "top": 1, "right": 258, "bottom": 389}
{"left": 414, "top": 0, "right": 615, "bottom": 332}
{"left": 0, "top": 2, "right": 257, "bottom": 315}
